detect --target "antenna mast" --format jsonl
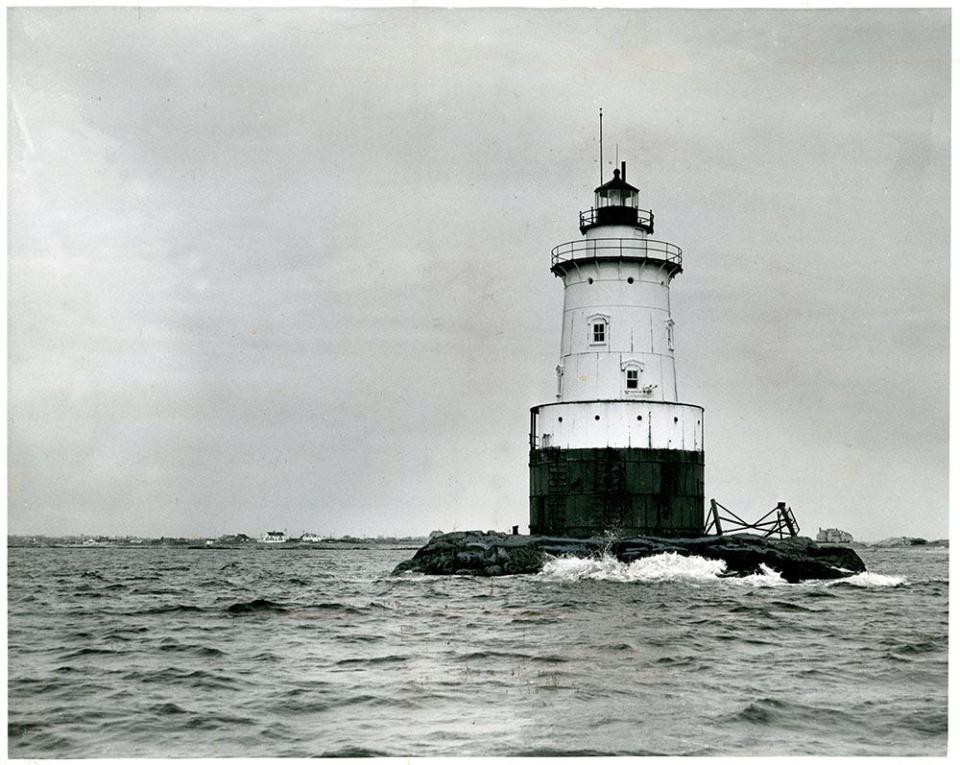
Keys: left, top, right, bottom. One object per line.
{"left": 599, "top": 108, "right": 603, "bottom": 184}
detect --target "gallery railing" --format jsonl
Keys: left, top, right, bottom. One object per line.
{"left": 551, "top": 237, "right": 683, "bottom": 269}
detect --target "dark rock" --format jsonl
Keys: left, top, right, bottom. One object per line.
{"left": 391, "top": 531, "right": 867, "bottom": 582}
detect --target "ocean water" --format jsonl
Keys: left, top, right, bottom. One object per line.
{"left": 7, "top": 544, "right": 947, "bottom": 757}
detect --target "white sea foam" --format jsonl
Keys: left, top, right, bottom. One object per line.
{"left": 539, "top": 552, "right": 726, "bottom": 583}
{"left": 538, "top": 552, "right": 905, "bottom": 588}
{"left": 732, "top": 563, "right": 788, "bottom": 587}
{"left": 826, "top": 571, "right": 906, "bottom": 588}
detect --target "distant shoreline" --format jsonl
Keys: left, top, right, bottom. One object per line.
{"left": 7, "top": 534, "right": 947, "bottom": 550}
{"left": 850, "top": 537, "right": 950, "bottom": 549}
{"left": 6, "top": 537, "right": 429, "bottom": 550}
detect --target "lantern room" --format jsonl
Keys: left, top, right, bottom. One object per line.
{"left": 579, "top": 161, "right": 654, "bottom": 234}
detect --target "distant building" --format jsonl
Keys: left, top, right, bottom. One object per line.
{"left": 261, "top": 530, "right": 287, "bottom": 543}
{"left": 817, "top": 527, "right": 853, "bottom": 544}
{"left": 218, "top": 533, "right": 255, "bottom": 544}
{"left": 299, "top": 533, "right": 322, "bottom": 542}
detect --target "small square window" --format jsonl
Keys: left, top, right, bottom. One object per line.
{"left": 626, "top": 369, "right": 639, "bottom": 389}
{"left": 593, "top": 323, "right": 605, "bottom": 343}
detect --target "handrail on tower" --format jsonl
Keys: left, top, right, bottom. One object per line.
{"left": 550, "top": 237, "right": 683, "bottom": 272}
{"left": 579, "top": 206, "right": 654, "bottom": 233}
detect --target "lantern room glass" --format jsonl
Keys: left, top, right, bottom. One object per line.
{"left": 596, "top": 188, "right": 639, "bottom": 209}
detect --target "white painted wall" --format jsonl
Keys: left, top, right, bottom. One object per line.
{"left": 584, "top": 223, "right": 641, "bottom": 241}
{"left": 556, "top": 259, "right": 679, "bottom": 402}
{"left": 536, "top": 199, "right": 703, "bottom": 452}
{"left": 535, "top": 400, "right": 704, "bottom": 451}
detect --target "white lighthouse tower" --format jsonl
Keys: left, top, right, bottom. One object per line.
{"left": 529, "top": 155, "right": 705, "bottom": 537}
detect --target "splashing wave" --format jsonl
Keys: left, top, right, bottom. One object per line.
{"left": 827, "top": 571, "right": 905, "bottom": 588}
{"left": 539, "top": 552, "right": 729, "bottom": 583}
{"left": 539, "top": 552, "right": 905, "bottom": 588}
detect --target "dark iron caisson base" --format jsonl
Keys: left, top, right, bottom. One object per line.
{"left": 529, "top": 447, "right": 704, "bottom": 538}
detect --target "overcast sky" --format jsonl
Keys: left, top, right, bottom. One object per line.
{"left": 8, "top": 7, "right": 949, "bottom": 541}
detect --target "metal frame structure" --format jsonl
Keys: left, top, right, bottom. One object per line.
{"left": 704, "top": 498, "right": 799, "bottom": 539}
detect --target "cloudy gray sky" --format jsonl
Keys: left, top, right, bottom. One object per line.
{"left": 8, "top": 7, "right": 949, "bottom": 540}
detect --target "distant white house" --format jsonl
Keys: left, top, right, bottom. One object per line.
{"left": 817, "top": 527, "right": 854, "bottom": 544}
{"left": 261, "top": 530, "right": 287, "bottom": 543}
{"left": 299, "top": 533, "right": 323, "bottom": 542}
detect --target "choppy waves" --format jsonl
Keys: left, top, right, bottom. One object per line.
{"left": 6, "top": 544, "right": 946, "bottom": 757}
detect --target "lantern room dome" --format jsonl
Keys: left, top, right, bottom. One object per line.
{"left": 594, "top": 167, "right": 639, "bottom": 199}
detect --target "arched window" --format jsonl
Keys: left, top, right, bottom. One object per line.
{"left": 586, "top": 313, "right": 610, "bottom": 346}
{"left": 621, "top": 359, "right": 644, "bottom": 393}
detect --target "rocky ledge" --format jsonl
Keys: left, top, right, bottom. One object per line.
{"left": 392, "top": 531, "right": 867, "bottom": 583}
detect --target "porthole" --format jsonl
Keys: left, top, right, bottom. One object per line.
{"left": 587, "top": 277, "right": 594, "bottom": 284}
{"left": 637, "top": 415, "right": 642, "bottom": 421}
{"left": 594, "top": 415, "right": 600, "bottom": 421}
{"left": 558, "top": 417, "right": 563, "bottom": 423}
{"left": 627, "top": 277, "right": 634, "bottom": 284}
{"left": 674, "top": 417, "right": 679, "bottom": 423}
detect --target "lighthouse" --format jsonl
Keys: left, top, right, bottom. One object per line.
{"left": 528, "top": 157, "right": 705, "bottom": 538}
